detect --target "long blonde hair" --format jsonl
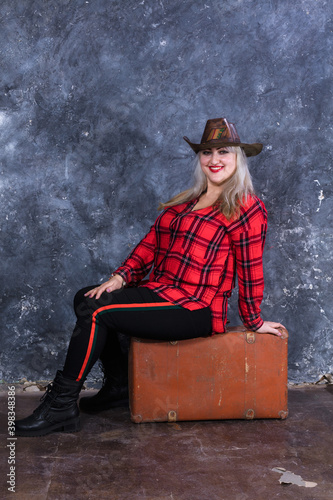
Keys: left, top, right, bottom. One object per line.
{"left": 158, "top": 147, "right": 255, "bottom": 220}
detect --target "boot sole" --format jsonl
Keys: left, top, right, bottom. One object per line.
{"left": 79, "top": 398, "right": 129, "bottom": 414}
{"left": 15, "top": 417, "right": 81, "bottom": 437}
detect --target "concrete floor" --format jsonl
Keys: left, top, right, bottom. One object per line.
{"left": 1, "top": 385, "right": 333, "bottom": 500}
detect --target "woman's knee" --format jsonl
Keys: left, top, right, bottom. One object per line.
{"left": 73, "top": 285, "right": 98, "bottom": 311}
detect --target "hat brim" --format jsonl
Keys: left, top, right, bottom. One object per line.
{"left": 183, "top": 137, "right": 263, "bottom": 157}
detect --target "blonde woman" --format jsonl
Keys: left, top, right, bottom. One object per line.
{"left": 15, "top": 117, "right": 284, "bottom": 436}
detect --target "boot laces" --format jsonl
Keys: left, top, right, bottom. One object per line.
{"left": 33, "top": 381, "right": 61, "bottom": 416}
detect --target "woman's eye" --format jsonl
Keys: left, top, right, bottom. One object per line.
{"left": 219, "top": 150, "right": 228, "bottom": 155}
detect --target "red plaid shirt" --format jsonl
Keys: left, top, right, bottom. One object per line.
{"left": 115, "top": 195, "right": 267, "bottom": 334}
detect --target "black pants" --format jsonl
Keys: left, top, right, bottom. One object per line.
{"left": 63, "top": 286, "right": 212, "bottom": 381}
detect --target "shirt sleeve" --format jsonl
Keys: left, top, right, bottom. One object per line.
{"left": 228, "top": 199, "right": 267, "bottom": 331}
{"left": 114, "top": 223, "right": 157, "bottom": 285}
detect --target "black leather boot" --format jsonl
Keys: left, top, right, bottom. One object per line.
{"left": 79, "top": 333, "right": 129, "bottom": 413}
{"left": 15, "top": 370, "right": 83, "bottom": 437}
{"left": 79, "top": 357, "right": 129, "bottom": 413}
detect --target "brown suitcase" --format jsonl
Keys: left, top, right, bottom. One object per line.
{"left": 129, "top": 326, "right": 288, "bottom": 423}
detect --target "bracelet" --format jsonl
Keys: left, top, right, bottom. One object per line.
{"left": 110, "top": 273, "right": 126, "bottom": 287}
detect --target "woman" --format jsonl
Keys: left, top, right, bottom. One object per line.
{"left": 15, "top": 117, "right": 284, "bottom": 437}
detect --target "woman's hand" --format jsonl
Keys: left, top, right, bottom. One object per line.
{"left": 255, "top": 321, "right": 286, "bottom": 337}
{"left": 84, "top": 274, "right": 125, "bottom": 300}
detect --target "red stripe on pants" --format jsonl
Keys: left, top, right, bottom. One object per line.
{"left": 76, "top": 301, "right": 175, "bottom": 381}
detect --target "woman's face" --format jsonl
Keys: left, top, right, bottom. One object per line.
{"left": 199, "top": 147, "right": 237, "bottom": 189}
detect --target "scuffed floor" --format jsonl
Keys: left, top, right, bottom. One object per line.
{"left": 1, "top": 385, "right": 332, "bottom": 500}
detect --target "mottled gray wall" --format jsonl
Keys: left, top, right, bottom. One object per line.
{"left": 0, "top": 0, "right": 332, "bottom": 384}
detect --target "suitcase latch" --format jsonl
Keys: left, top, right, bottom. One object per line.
{"left": 246, "top": 332, "right": 256, "bottom": 344}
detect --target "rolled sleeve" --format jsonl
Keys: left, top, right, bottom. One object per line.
{"left": 114, "top": 224, "right": 157, "bottom": 285}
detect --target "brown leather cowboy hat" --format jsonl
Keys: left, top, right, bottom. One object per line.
{"left": 183, "top": 118, "right": 263, "bottom": 157}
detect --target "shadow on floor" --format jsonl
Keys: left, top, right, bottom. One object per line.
{"left": 1, "top": 385, "right": 333, "bottom": 500}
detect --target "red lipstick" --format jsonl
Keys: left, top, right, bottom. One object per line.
{"left": 208, "top": 166, "right": 224, "bottom": 172}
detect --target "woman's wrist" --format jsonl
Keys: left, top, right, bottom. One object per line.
{"left": 110, "top": 273, "right": 126, "bottom": 287}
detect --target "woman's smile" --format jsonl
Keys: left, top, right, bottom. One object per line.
{"left": 208, "top": 166, "right": 224, "bottom": 173}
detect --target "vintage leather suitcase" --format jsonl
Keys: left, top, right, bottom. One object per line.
{"left": 129, "top": 326, "right": 288, "bottom": 423}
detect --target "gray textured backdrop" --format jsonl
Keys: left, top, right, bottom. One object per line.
{"left": 0, "top": 0, "right": 332, "bottom": 383}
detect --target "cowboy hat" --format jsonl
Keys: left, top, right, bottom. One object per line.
{"left": 183, "top": 117, "right": 263, "bottom": 157}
